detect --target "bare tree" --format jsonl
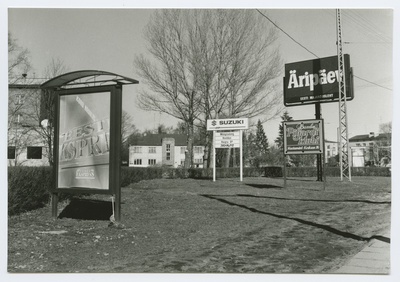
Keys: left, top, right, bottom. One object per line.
{"left": 23, "top": 58, "right": 70, "bottom": 166}
{"left": 135, "top": 9, "right": 283, "bottom": 168}
{"left": 135, "top": 10, "right": 203, "bottom": 168}
{"left": 8, "top": 32, "right": 31, "bottom": 84}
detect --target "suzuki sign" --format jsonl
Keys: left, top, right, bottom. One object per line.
{"left": 207, "top": 118, "right": 249, "bottom": 131}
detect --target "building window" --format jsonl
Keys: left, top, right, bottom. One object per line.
{"left": 327, "top": 145, "right": 330, "bottom": 149}
{"left": 134, "top": 159, "right": 142, "bottom": 165}
{"left": 27, "top": 146, "right": 42, "bottom": 159}
{"left": 133, "top": 146, "right": 142, "bottom": 153}
{"left": 148, "top": 159, "right": 156, "bottom": 165}
{"left": 181, "top": 159, "right": 185, "bottom": 166}
{"left": 327, "top": 151, "right": 331, "bottom": 157}
{"left": 149, "top": 147, "right": 156, "bottom": 154}
{"left": 8, "top": 146, "right": 16, "bottom": 159}
{"left": 356, "top": 143, "right": 361, "bottom": 146}
{"left": 180, "top": 146, "right": 187, "bottom": 154}
{"left": 194, "top": 158, "right": 203, "bottom": 164}
{"left": 194, "top": 146, "right": 203, "bottom": 154}
{"left": 15, "top": 94, "right": 25, "bottom": 105}
{"left": 166, "top": 143, "right": 171, "bottom": 160}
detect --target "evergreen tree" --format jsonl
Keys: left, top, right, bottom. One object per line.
{"left": 275, "top": 111, "right": 293, "bottom": 151}
{"left": 255, "top": 120, "right": 269, "bottom": 155}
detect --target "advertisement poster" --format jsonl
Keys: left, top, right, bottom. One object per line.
{"left": 58, "top": 92, "right": 110, "bottom": 189}
{"left": 284, "top": 119, "right": 324, "bottom": 155}
{"left": 283, "top": 55, "right": 353, "bottom": 106}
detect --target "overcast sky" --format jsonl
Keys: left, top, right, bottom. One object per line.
{"left": 5, "top": 3, "right": 395, "bottom": 144}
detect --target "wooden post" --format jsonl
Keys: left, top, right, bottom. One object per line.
{"left": 283, "top": 155, "right": 287, "bottom": 188}
{"left": 51, "top": 193, "right": 58, "bottom": 219}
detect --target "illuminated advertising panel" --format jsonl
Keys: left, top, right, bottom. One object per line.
{"left": 283, "top": 119, "right": 324, "bottom": 155}
{"left": 283, "top": 55, "right": 353, "bottom": 106}
{"left": 58, "top": 92, "right": 110, "bottom": 190}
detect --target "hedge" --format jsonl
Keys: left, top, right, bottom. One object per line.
{"left": 8, "top": 166, "right": 53, "bottom": 216}
{"left": 8, "top": 165, "right": 390, "bottom": 215}
{"left": 269, "top": 166, "right": 391, "bottom": 177}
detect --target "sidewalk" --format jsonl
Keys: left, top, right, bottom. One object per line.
{"left": 334, "top": 230, "right": 390, "bottom": 274}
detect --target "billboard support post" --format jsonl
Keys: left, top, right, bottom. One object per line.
{"left": 213, "top": 130, "right": 216, "bottom": 182}
{"left": 240, "top": 130, "right": 243, "bottom": 182}
{"left": 315, "top": 103, "right": 323, "bottom": 182}
{"left": 283, "top": 156, "right": 287, "bottom": 188}
{"left": 111, "top": 84, "right": 123, "bottom": 221}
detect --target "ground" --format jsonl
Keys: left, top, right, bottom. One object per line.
{"left": 8, "top": 176, "right": 391, "bottom": 273}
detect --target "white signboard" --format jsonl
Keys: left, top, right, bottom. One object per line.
{"left": 207, "top": 118, "right": 249, "bottom": 131}
{"left": 207, "top": 118, "right": 248, "bottom": 183}
{"left": 215, "top": 131, "right": 240, "bottom": 148}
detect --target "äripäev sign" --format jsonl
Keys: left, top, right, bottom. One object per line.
{"left": 283, "top": 55, "right": 353, "bottom": 106}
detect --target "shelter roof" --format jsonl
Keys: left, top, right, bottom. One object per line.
{"left": 40, "top": 70, "right": 138, "bottom": 90}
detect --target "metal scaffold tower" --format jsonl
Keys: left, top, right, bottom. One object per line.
{"left": 336, "top": 9, "right": 352, "bottom": 181}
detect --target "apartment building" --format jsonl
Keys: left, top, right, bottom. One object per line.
{"left": 129, "top": 134, "right": 205, "bottom": 168}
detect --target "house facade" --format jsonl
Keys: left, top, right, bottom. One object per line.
{"left": 349, "top": 132, "right": 391, "bottom": 167}
{"left": 324, "top": 140, "right": 339, "bottom": 162}
{"left": 8, "top": 81, "right": 50, "bottom": 166}
{"left": 129, "top": 134, "right": 205, "bottom": 168}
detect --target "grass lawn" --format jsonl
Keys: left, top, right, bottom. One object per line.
{"left": 8, "top": 176, "right": 391, "bottom": 273}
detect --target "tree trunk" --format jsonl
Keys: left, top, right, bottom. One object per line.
{"left": 224, "top": 148, "right": 231, "bottom": 168}
{"left": 186, "top": 121, "right": 194, "bottom": 168}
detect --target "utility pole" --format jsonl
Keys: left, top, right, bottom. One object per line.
{"left": 336, "top": 9, "right": 352, "bottom": 181}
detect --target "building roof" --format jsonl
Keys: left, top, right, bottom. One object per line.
{"left": 132, "top": 134, "right": 189, "bottom": 146}
{"left": 349, "top": 133, "right": 391, "bottom": 142}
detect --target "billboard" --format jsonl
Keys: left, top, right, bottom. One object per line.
{"left": 57, "top": 91, "right": 111, "bottom": 190}
{"left": 283, "top": 119, "right": 324, "bottom": 155}
{"left": 283, "top": 55, "right": 353, "bottom": 106}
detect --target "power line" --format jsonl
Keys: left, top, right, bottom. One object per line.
{"left": 255, "top": 9, "right": 392, "bottom": 93}
{"left": 255, "top": 9, "right": 319, "bottom": 58}
{"left": 353, "top": 75, "right": 392, "bottom": 91}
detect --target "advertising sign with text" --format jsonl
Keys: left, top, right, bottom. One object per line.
{"left": 215, "top": 131, "right": 240, "bottom": 148}
{"left": 58, "top": 92, "right": 110, "bottom": 189}
{"left": 283, "top": 54, "right": 353, "bottom": 106}
{"left": 207, "top": 118, "right": 249, "bottom": 131}
{"left": 284, "top": 119, "right": 324, "bottom": 155}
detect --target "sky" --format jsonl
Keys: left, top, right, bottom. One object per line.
{"left": 4, "top": 3, "right": 395, "bottom": 144}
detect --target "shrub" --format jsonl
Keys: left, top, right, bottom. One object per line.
{"left": 264, "top": 166, "right": 283, "bottom": 177}
{"left": 120, "top": 167, "right": 164, "bottom": 187}
{"left": 8, "top": 166, "right": 53, "bottom": 215}
{"left": 188, "top": 167, "right": 264, "bottom": 179}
